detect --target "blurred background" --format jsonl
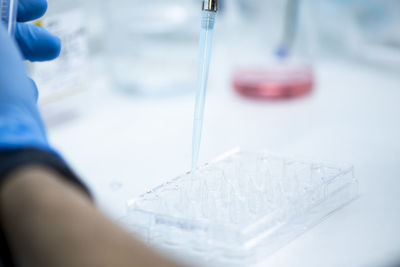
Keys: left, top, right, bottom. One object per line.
{"left": 29, "top": 0, "right": 400, "bottom": 266}
{"left": 30, "top": 0, "right": 400, "bottom": 105}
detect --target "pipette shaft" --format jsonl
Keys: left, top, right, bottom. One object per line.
{"left": 0, "top": 0, "right": 18, "bottom": 35}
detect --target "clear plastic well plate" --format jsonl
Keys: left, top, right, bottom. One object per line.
{"left": 120, "top": 150, "right": 358, "bottom": 266}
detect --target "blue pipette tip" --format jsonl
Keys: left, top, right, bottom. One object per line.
{"left": 275, "top": 45, "right": 289, "bottom": 60}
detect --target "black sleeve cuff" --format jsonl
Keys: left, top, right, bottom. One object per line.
{"left": 0, "top": 148, "right": 92, "bottom": 267}
{"left": 0, "top": 148, "right": 91, "bottom": 197}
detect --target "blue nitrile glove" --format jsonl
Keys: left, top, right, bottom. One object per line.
{"left": 0, "top": 0, "right": 60, "bottom": 152}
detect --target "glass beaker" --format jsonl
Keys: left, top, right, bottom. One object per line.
{"left": 105, "top": 0, "right": 200, "bottom": 97}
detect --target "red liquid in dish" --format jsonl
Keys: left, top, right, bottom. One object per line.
{"left": 233, "top": 65, "right": 314, "bottom": 99}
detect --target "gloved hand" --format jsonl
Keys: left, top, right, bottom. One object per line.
{"left": 0, "top": 4, "right": 89, "bottom": 265}
{"left": 0, "top": 0, "right": 60, "bottom": 152}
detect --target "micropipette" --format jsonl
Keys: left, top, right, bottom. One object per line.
{"left": 191, "top": 0, "right": 218, "bottom": 172}
{"left": 276, "top": 0, "right": 300, "bottom": 59}
{"left": 0, "top": 0, "right": 18, "bottom": 35}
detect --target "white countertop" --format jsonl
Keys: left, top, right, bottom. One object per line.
{"left": 47, "top": 59, "right": 400, "bottom": 267}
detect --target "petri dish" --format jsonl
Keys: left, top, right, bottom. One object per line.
{"left": 233, "top": 63, "right": 314, "bottom": 100}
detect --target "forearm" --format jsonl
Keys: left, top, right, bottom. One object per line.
{"left": 0, "top": 167, "right": 183, "bottom": 267}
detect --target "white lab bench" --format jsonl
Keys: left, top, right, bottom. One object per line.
{"left": 47, "top": 59, "right": 400, "bottom": 267}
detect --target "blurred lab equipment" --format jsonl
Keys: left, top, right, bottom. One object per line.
{"left": 275, "top": 0, "right": 300, "bottom": 59}
{"left": 310, "top": 0, "right": 400, "bottom": 69}
{"left": 234, "top": 64, "right": 314, "bottom": 99}
{"left": 191, "top": 0, "right": 218, "bottom": 172}
{"left": 28, "top": 0, "right": 89, "bottom": 121}
{"left": 105, "top": 0, "right": 200, "bottom": 96}
{"left": 0, "top": 0, "right": 17, "bottom": 35}
{"left": 232, "top": 0, "right": 314, "bottom": 99}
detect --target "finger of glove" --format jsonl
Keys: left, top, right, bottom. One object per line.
{"left": 17, "top": 0, "right": 48, "bottom": 22}
{"left": 16, "top": 23, "right": 61, "bottom": 62}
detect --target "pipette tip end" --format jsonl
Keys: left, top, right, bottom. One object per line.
{"left": 275, "top": 46, "right": 289, "bottom": 59}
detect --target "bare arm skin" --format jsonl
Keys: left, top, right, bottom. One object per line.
{"left": 0, "top": 167, "right": 184, "bottom": 267}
